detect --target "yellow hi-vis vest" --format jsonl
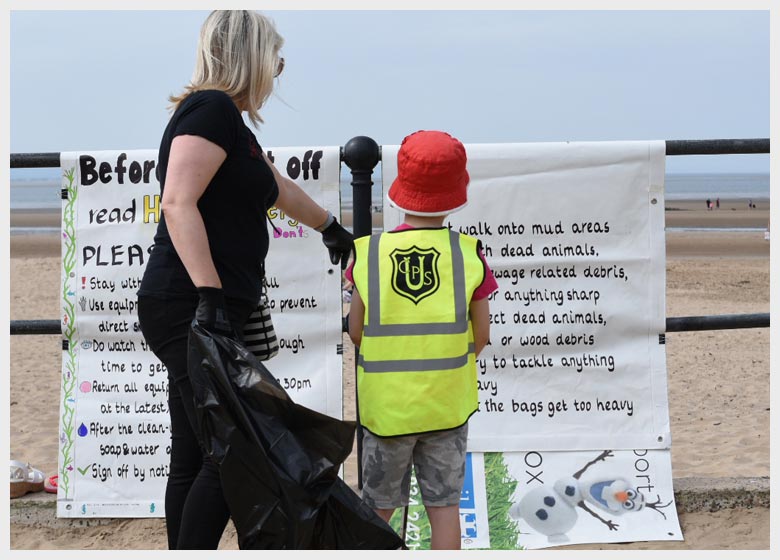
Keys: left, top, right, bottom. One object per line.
{"left": 352, "top": 227, "right": 485, "bottom": 437}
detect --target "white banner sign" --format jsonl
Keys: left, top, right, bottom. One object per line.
{"left": 383, "top": 141, "right": 670, "bottom": 452}
{"left": 58, "top": 147, "right": 343, "bottom": 517}
{"left": 259, "top": 146, "right": 345, "bottom": 419}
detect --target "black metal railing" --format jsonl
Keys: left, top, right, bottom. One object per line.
{"left": 12, "top": 313, "right": 769, "bottom": 336}
{"left": 11, "top": 137, "right": 770, "bottom": 336}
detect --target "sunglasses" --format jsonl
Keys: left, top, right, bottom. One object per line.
{"left": 275, "top": 56, "right": 285, "bottom": 78}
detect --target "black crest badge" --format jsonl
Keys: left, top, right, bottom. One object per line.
{"left": 389, "top": 246, "right": 441, "bottom": 304}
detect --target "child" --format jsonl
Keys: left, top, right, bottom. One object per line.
{"left": 346, "top": 130, "right": 498, "bottom": 549}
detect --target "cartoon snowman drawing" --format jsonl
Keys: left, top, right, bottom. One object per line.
{"left": 509, "top": 450, "right": 671, "bottom": 544}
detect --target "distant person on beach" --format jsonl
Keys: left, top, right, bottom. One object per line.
{"left": 706, "top": 198, "right": 711, "bottom": 210}
{"left": 347, "top": 130, "right": 498, "bottom": 549}
{"left": 136, "top": 10, "right": 353, "bottom": 550}
{"left": 716, "top": 197, "right": 720, "bottom": 209}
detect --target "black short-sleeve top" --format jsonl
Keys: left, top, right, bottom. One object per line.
{"left": 137, "top": 89, "right": 279, "bottom": 304}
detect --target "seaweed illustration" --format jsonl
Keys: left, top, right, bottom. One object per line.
{"left": 59, "top": 166, "right": 78, "bottom": 498}
{"left": 483, "top": 452, "right": 522, "bottom": 549}
{"left": 389, "top": 470, "right": 432, "bottom": 549}
{"left": 385, "top": 453, "right": 522, "bottom": 550}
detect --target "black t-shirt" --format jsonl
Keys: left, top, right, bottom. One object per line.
{"left": 137, "top": 89, "right": 279, "bottom": 304}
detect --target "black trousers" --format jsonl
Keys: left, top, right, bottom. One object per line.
{"left": 137, "top": 294, "right": 254, "bottom": 550}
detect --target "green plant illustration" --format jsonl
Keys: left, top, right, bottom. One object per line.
{"left": 389, "top": 470, "right": 432, "bottom": 550}
{"left": 60, "top": 166, "right": 78, "bottom": 499}
{"left": 483, "top": 452, "right": 522, "bottom": 549}
{"left": 386, "top": 453, "right": 523, "bottom": 550}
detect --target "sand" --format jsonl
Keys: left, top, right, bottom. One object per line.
{"left": 7, "top": 202, "right": 771, "bottom": 550}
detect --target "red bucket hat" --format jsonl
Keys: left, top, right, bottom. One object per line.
{"left": 388, "top": 130, "right": 470, "bottom": 216}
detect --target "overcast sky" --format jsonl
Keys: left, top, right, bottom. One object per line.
{"left": 8, "top": 8, "right": 771, "bottom": 173}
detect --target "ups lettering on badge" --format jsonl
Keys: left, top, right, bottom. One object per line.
{"left": 389, "top": 246, "right": 441, "bottom": 304}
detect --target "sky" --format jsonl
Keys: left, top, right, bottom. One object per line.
{"left": 7, "top": 7, "right": 771, "bottom": 174}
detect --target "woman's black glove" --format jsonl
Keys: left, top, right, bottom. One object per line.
{"left": 195, "top": 287, "right": 234, "bottom": 337}
{"left": 320, "top": 218, "right": 354, "bottom": 269}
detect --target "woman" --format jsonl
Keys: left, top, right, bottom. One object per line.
{"left": 136, "top": 10, "right": 353, "bottom": 549}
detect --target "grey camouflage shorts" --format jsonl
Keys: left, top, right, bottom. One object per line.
{"left": 360, "top": 424, "right": 468, "bottom": 510}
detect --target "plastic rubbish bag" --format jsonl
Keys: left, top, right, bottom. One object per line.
{"left": 187, "top": 321, "right": 404, "bottom": 550}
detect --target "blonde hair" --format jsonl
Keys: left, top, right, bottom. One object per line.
{"left": 169, "top": 10, "right": 284, "bottom": 126}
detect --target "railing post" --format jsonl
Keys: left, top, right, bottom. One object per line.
{"left": 342, "top": 136, "right": 381, "bottom": 491}
{"left": 342, "top": 136, "right": 380, "bottom": 238}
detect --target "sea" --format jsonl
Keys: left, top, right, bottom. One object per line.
{"left": 9, "top": 168, "right": 770, "bottom": 234}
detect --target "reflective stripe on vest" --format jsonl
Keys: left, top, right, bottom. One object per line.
{"left": 358, "top": 343, "right": 477, "bottom": 373}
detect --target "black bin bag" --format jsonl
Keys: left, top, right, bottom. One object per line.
{"left": 187, "top": 321, "right": 405, "bottom": 550}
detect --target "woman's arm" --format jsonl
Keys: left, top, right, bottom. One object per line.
{"left": 161, "top": 134, "right": 227, "bottom": 288}
{"left": 263, "top": 153, "right": 354, "bottom": 268}
{"left": 263, "top": 153, "right": 330, "bottom": 229}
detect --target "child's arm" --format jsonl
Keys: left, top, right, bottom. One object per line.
{"left": 469, "top": 298, "right": 491, "bottom": 357}
{"left": 348, "top": 287, "right": 365, "bottom": 347}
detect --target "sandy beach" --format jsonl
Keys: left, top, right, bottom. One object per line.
{"left": 8, "top": 200, "right": 771, "bottom": 550}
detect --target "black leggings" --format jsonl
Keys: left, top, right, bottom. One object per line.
{"left": 137, "top": 294, "right": 254, "bottom": 550}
